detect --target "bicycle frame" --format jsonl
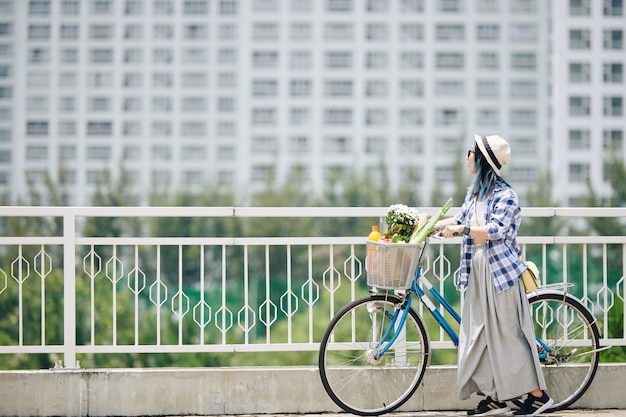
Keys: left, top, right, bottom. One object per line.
{"left": 374, "top": 242, "right": 565, "bottom": 361}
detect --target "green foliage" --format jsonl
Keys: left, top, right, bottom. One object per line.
{"left": 2, "top": 158, "right": 626, "bottom": 370}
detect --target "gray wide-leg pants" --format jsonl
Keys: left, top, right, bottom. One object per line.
{"left": 457, "top": 245, "right": 546, "bottom": 401}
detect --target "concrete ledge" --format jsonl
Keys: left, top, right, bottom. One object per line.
{"left": 0, "top": 364, "right": 624, "bottom": 416}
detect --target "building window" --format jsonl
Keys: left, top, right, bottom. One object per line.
{"left": 324, "top": 108, "right": 352, "bottom": 125}
{"left": 510, "top": 109, "right": 536, "bottom": 126}
{"left": 217, "top": 97, "right": 235, "bottom": 112}
{"left": 181, "top": 121, "right": 206, "bottom": 136}
{"left": 59, "top": 121, "right": 77, "bottom": 136}
{"left": 26, "top": 145, "right": 48, "bottom": 160}
{"left": 360, "top": 80, "right": 385, "bottom": 97}
{"left": 603, "top": 0, "right": 623, "bottom": 16}
{"left": 153, "top": 0, "right": 174, "bottom": 15}
{"left": 251, "top": 165, "right": 275, "bottom": 183}
{"left": 365, "top": 136, "right": 386, "bottom": 154}
{"left": 323, "top": 136, "right": 351, "bottom": 153}
{"left": 325, "top": 51, "right": 352, "bottom": 69}
{"left": 476, "top": 108, "right": 499, "bottom": 126}
{"left": 28, "top": 24, "right": 51, "bottom": 40}
{"left": 326, "top": 0, "right": 353, "bottom": 12}
{"left": 87, "top": 72, "right": 113, "bottom": 87}
{"left": 366, "top": 23, "right": 389, "bottom": 41}
{"left": 603, "top": 96, "right": 623, "bottom": 117}
{"left": 325, "top": 80, "right": 353, "bottom": 97}
{"left": 290, "top": 79, "right": 312, "bottom": 96}
{"left": 181, "top": 97, "right": 207, "bottom": 112}
{"left": 153, "top": 24, "right": 174, "bottom": 40}
{"left": 252, "top": 79, "right": 278, "bottom": 96}
{"left": 181, "top": 145, "right": 206, "bottom": 160}
{"left": 152, "top": 145, "right": 172, "bottom": 161}
{"left": 603, "top": 63, "right": 623, "bottom": 83}
{"left": 400, "top": 52, "right": 423, "bottom": 69}
{"left": 151, "top": 73, "right": 171, "bottom": 87}
{"left": 152, "top": 121, "right": 172, "bottom": 137}
{"left": 87, "top": 121, "right": 113, "bottom": 136}
{"left": 511, "top": 52, "right": 536, "bottom": 70}
{"left": 569, "top": 163, "right": 589, "bottom": 183}
{"left": 59, "top": 145, "right": 77, "bottom": 160}
{"left": 477, "top": 80, "right": 499, "bottom": 97}
{"left": 510, "top": 23, "right": 538, "bottom": 42}
{"left": 123, "top": 121, "right": 142, "bottom": 136}
{"left": 435, "top": 80, "right": 465, "bottom": 96}
{"left": 603, "top": 29, "right": 623, "bottom": 49}
{"left": 184, "top": 0, "right": 209, "bottom": 14}
{"left": 569, "top": 0, "right": 591, "bottom": 16}
{"left": 603, "top": 129, "right": 623, "bottom": 151}
{"left": 219, "top": 23, "right": 238, "bottom": 40}
{"left": 151, "top": 97, "right": 172, "bottom": 112}
{"left": 183, "top": 48, "right": 208, "bottom": 64}
{"left": 510, "top": 80, "right": 535, "bottom": 98}
{"left": 29, "top": 48, "right": 50, "bottom": 64}
{"left": 217, "top": 121, "right": 236, "bottom": 136}
{"left": 400, "top": 23, "right": 423, "bottom": 41}
{"left": 60, "top": 24, "right": 79, "bottom": 39}
{"left": 29, "top": 0, "right": 51, "bottom": 16}
{"left": 569, "top": 129, "right": 591, "bottom": 149}
{"left": 88, "top": 97, "right": 111, "bottom": 111}
{"left": 290, "top": 50, "right": 312, "bottom": 68}
{"left": 476, "top": 24, "right": 499, "bottom": 41}
{"left": 124, "top": 24, "right": 143, "bottom": 39}
{"left": 401, "top": 0, "right": 424, "bottom": 12}
{"left": 89, "top": 48, "right": 114, "bottom": 63}
{"left": 61, "top": 0, "right": 80, "bottom": 15}
{"left": 289, "top": 136, "right": 310, "bottom": 154}
{"left": 253, "top": 23, "right": 279, "bottom": 40}
{"left": 399, "top": 108, "right": 423, "bottom": 126}
{"left": 399, "top": 136, "right": 423, "bottom": 154}
{"left": 182, "top": 73, "right": 207, "bottom": 87}
{"left": 399, "top": 80, "right": 423, "bottom": 97}
{"left": 60, "top": 48, "right": 79, "bottom": 64}
{"left": 252, "top": 51, "right": 279, "bottom": 68}
{"left": 153, "top": 49, "right": 173, "bottom": 64}
{"left": 569, "top": 62, "right": 591, "bottom": 82}
{"left": 251, "top": 136, "right": 278, "bottom": 153}
{"left": 478, "top": 52, "right": 499, "bottom": 70}
{"left": 436, "top": 24, "right": 464, "bottom": 41}
{"left": 569, "top": 96, "right": 591, "bottom": 116}
{"left": 90, "top": 0, "right": 113, "bottom": 15}
{"left": 89, "top": 24, "right": 114, "bottom": 40}
{"left": 290, "top": 107, "right": 310, "bottom": 125}
{"left": 366, "top": 52, "right": 388, "bottom": 69}
{"left": 365, "top": 109, "right": 388, "bottom": 126}
{"left": 87, "top": 146, "right": 111, "bottom": 161}
{"left": 26, "top": 121, "right": 49, "bottom": 136}
{"left": 569, "top": 29, "right": 591, "bottom": 49}
{"left": 252, "top": 108, "right": 277, "bottom": 125}
{"left": 123, "top": 97, "right": 142, "bottom": 112}
{"left": 219, "top": 0, "right": 238, "bottom": 14}
{"left": 435, "top": 108, "right": 463, "bottom": 126}
{"left": 184, "top": 24, "right": 208, "bottom": 40}
{"left": 436, "top": 52, "right": 464, "bottom": 70}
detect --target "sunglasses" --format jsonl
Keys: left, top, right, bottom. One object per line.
{"left": 467, "top": 148, "right": 475, "bottom": 158}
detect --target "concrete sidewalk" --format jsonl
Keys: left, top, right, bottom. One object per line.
{"left": 195, "top": 411, "right": 626, "bottom": 417}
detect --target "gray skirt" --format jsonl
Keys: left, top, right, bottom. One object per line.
{"left": 457, "top": 245, "right": 546, "bottom": 401}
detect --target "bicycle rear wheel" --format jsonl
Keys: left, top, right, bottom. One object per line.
{"left": 528, "top": 292, "right": 600, "bottom": 411}
{"left": 318, "top": 294, "right": 430, "bottom": 416}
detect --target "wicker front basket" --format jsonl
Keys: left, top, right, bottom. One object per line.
{"left": 366, "top": 240, "right": 423, "bottom": 289}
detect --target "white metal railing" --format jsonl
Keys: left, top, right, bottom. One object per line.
{"left": 0, "top": 206, "right": 624, "bottom": 368}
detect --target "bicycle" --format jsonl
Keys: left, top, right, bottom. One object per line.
{"left": 318, "top": 237, "right": 602, "bottom": 416}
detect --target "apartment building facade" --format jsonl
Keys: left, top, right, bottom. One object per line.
{"left": 0, "top": 0, "right": 622, "bottom": 206}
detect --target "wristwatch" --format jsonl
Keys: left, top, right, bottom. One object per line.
{"left": 463, "top": 226, "right": 471, "bottom": 235}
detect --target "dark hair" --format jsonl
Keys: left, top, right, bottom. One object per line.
{"left": 469, "top": 145, "right": 506, "bottom": 200}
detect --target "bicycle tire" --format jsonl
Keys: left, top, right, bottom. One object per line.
{"left": 528, "top": 291, "right": 601, "bottom": 412}
{"left": 318, "top": 294, "right": 430, "bottom": 416}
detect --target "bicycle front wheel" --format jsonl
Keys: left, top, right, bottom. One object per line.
{"left": 528, "top": 292, "right": 600, "bottom": 411}
{"left": 318, "top": 294, "right": 430, "bottom": 416}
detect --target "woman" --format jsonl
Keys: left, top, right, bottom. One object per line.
{"left": 436, "top": 134, "right": 553, "bottom": 416}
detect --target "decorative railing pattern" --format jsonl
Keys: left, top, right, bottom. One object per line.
{"left": 0, "top": 206, "right": 624, "bottom": 368}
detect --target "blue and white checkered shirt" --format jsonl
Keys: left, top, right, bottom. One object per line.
{"left": 454, "top": 180, "right": 527, "bottom": 293}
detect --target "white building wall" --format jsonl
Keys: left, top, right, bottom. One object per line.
{"left": 0, "top": 0, "right": 622, "bottom": 206}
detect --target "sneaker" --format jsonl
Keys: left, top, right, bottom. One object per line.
{"left": 512, "top": 391, "right": 554, "bottom": 416}
{"left": 467, "top": 396, "right": 511, "bottom": 416}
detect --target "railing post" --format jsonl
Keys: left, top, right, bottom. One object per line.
{"left": 63, "top": 212, "right": 77, "bottom": 368}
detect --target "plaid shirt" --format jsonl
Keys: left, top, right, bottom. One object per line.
{"left": 454, "top": 180, "right": 527, "bottom": 293}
